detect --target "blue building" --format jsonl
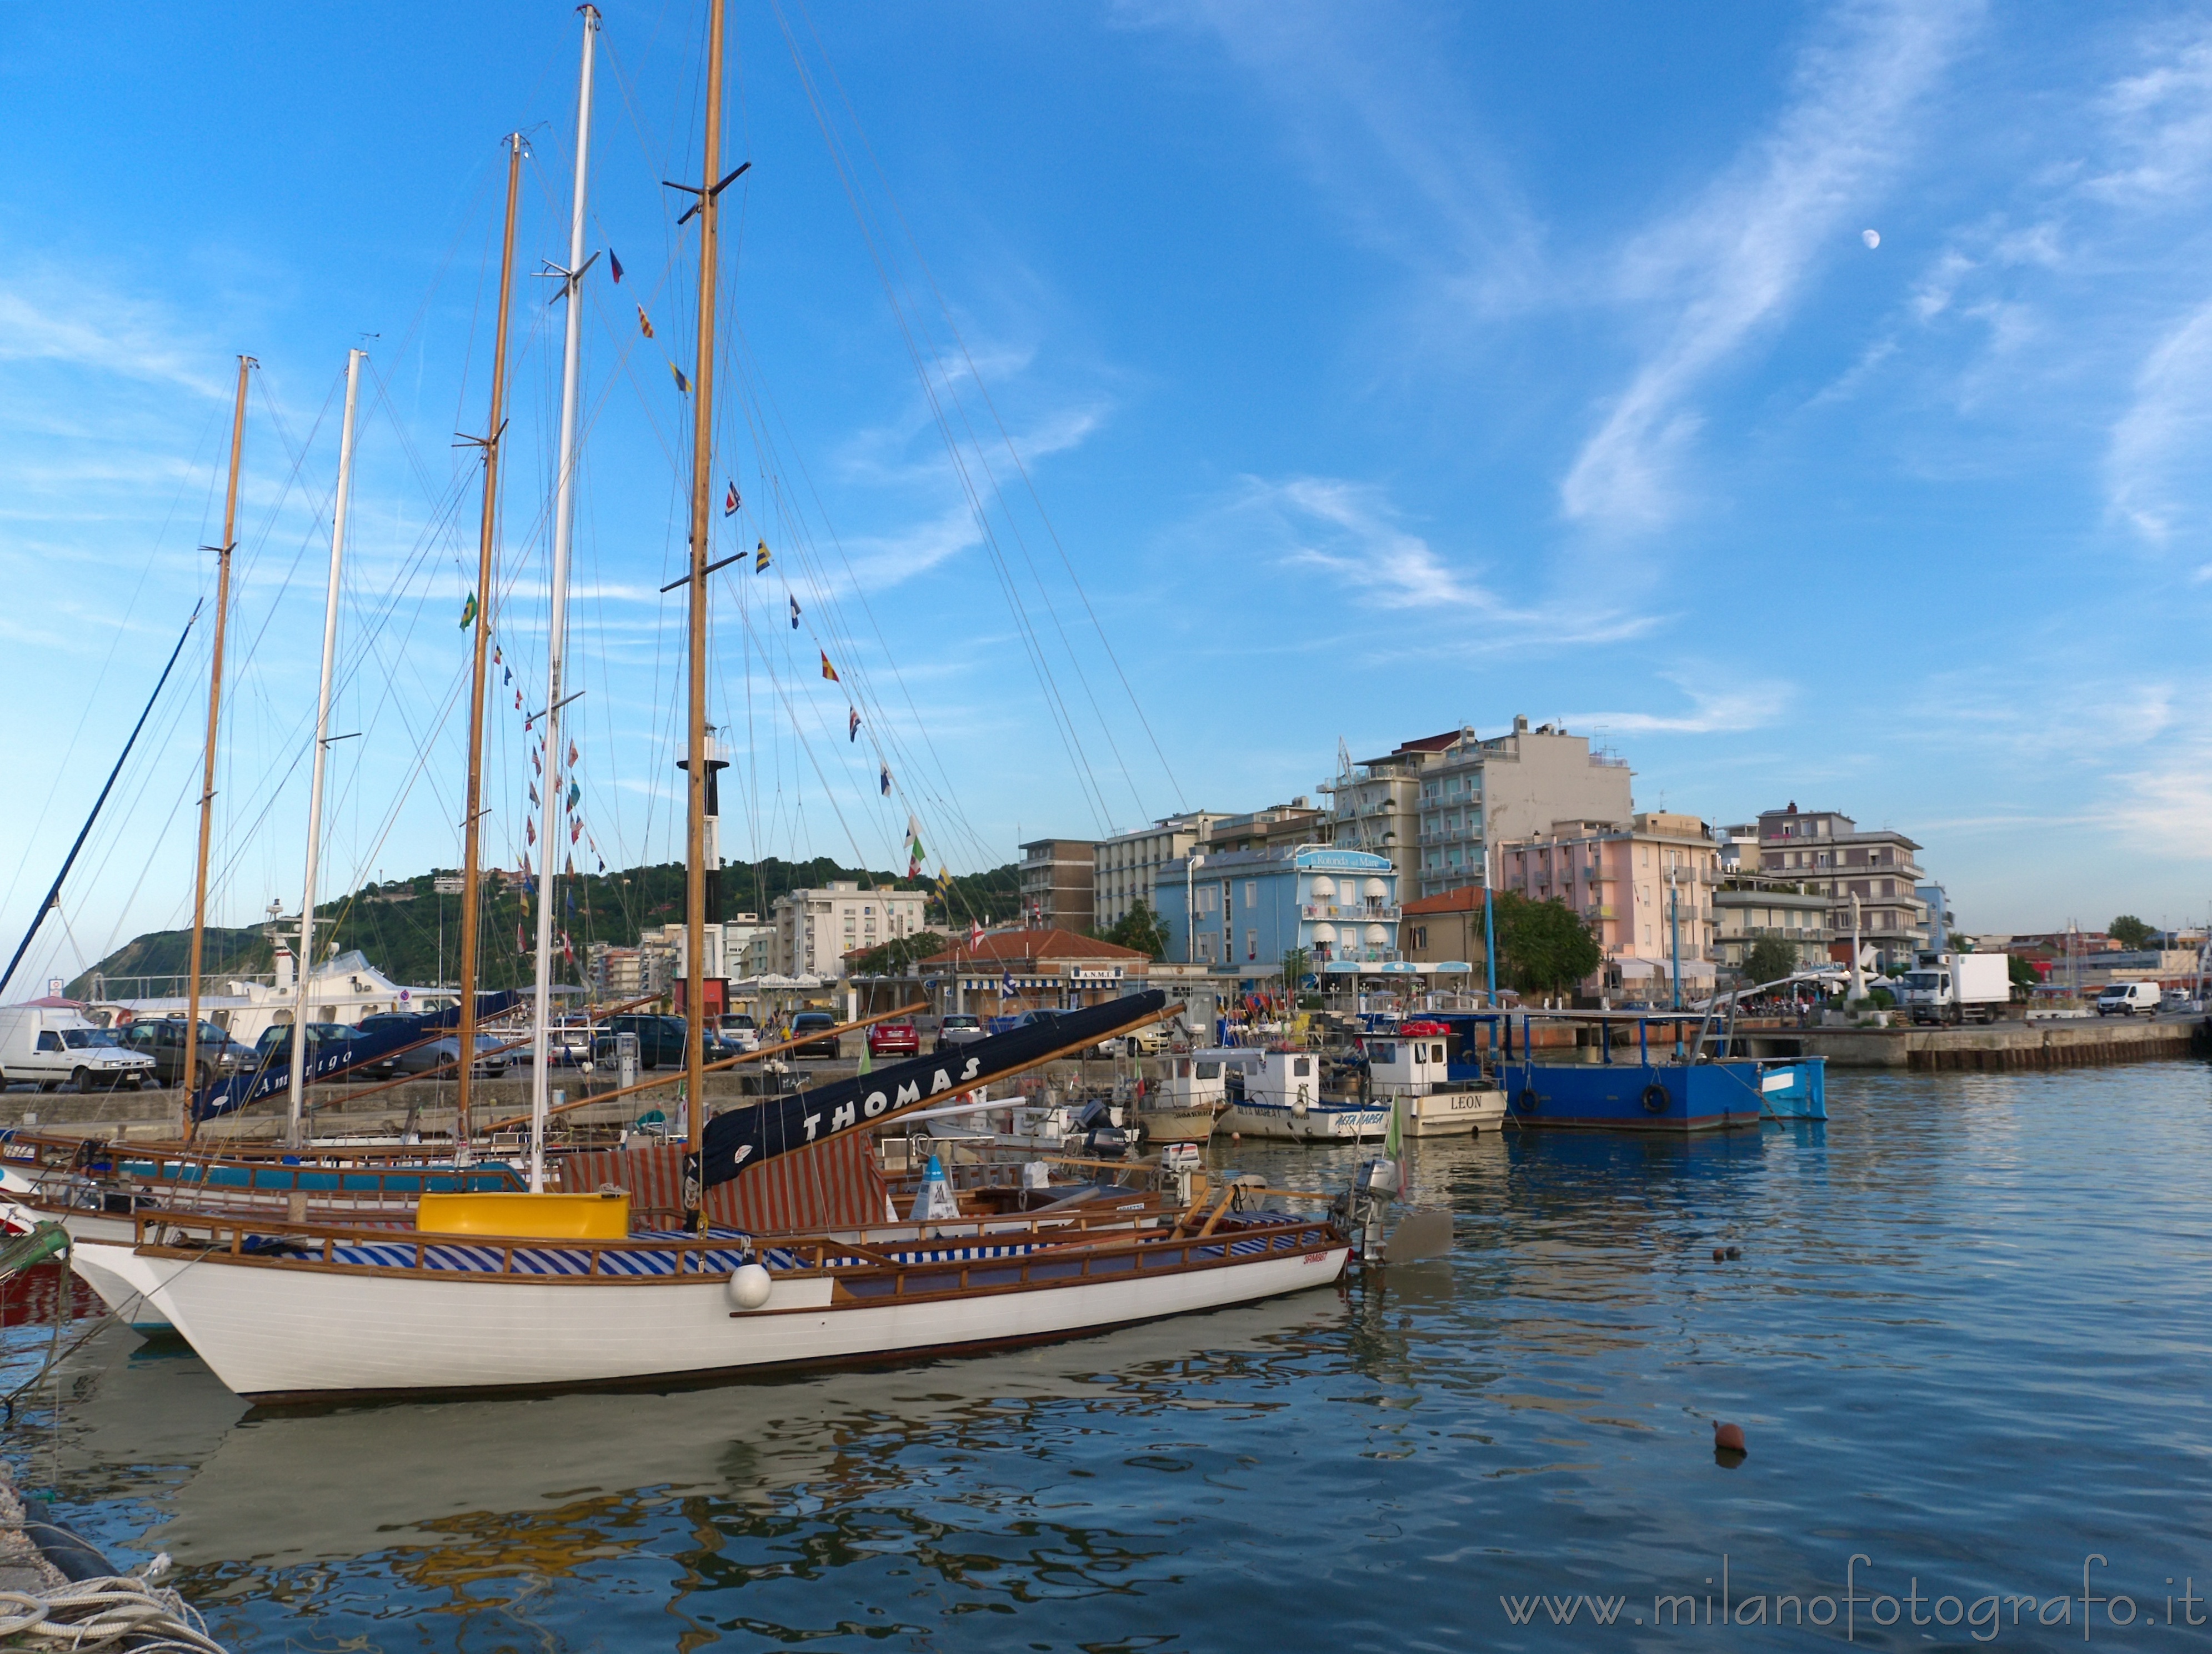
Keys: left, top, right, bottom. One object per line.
{"left": 1155, "top": 846, "right": 1417, "bottom": 988}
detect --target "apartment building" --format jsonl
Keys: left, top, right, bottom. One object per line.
{"left": 1204, "top": 799, "right": 1328, "bottom": 856}
{"left": 771, "top": 881, "right": 929, "bottom": 978}
{"left": 1154, "top": 845, "right": 1402, "bottom": 979}
{"left": 1092, "top": 812, "right": 1227, "bottom": 930}
{"left": 1711, "top": 881, "right": 1832, "bottom": 976}
{"left": 1498, "top": 812, "right": 1720, "bottom": 997}
{"left": 1747, "top": 804, "right": 1928, "bottom": 968}
{"left": 1326, "top": 718, "right": 1635, "bottom": 900}
{"left": 1401, "top": 886, "right": 1488, "bottom": 975}
{"left": 1017, "top": 838, "right": 1097, "bottom": 932}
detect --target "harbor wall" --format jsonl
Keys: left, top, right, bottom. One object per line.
{"left": 1748, "top": 1017, "right": 2205, "bottom": 1071}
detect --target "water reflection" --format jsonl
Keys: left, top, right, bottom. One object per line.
{"left": 6, "top": 1062, "right": 2211, "bottom": 1651}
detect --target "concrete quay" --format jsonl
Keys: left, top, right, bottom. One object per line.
{"left": 1744, "top": 1014, "right": 2207, "bottom": 1071}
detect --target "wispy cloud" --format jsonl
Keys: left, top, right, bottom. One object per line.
{"left": 1222, "top": 474, "right": 1657, "bottom": 644}
{"left": 2086, "top": 22, "right": 2212, "bottom": 206}
{"left": 1561, "top": 1, "right": 1973, "bottom": 532}
{"left": 1118, "top": 0, "right": 1544, "bottom": 316}
{"left": 1564, "top": 675, "right": 1789, "bottom": 737}
{"left": 2107, "top": 295, "right": 2212, "bottom": 544}
{"left": 0, "top": 263, "right": 227, "bottom": 397}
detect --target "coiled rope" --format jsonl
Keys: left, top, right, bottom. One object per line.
{"left": 0, "top": 1571, "right": 227, "bottom": 1653}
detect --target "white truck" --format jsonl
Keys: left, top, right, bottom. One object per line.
{"left": 1898, "top": 953, "right": 2011, "bottom": 1026}
{"left": 0, "top": 1003, "right": 158, "bottom": 1092}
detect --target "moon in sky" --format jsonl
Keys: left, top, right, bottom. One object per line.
{"left": 1862, "top": 228, "right": 1881, "bottom": 249}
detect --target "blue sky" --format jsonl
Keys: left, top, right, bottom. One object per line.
{"left": 4, "top": 0, "right": 2211, "bottom": 991}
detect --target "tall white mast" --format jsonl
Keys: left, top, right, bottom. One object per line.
{"left": 287, "top": 347, "right": 365, "bottom": 1147}
{"left": 528, "top": 5, "right": 600, "bottom": 1192}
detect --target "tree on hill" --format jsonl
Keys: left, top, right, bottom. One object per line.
{"left": 849, "top": 932, "right": 950, "bottom": 976}
{"left": 1099, "top": 899, "right": 1169, "bottom": 960}
{"left": 2109, "top": 915, "right": 2155, "bottom": 951}
{"left": 1743, "top": 935, "right": 1801, "bottom": 987}
{"left": 67, "top": 854, "right": 1023, "bottom": 997}
{"left": 1493, "top": 892, "right": 1602, "bottom": 997}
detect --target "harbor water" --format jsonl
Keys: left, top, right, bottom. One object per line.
{"left": 7, "top": 1060, "right": 2212, "bottom": 1650}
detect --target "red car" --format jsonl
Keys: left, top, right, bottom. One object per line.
{"left": 867, "top": 1019, "right": 920, "bottom": 1059}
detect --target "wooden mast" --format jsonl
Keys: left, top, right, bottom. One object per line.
{"left": 181, "top": 353, "right": 252, "bottom": 1138}
{"left": 453, "top": 133, "right": 526, "bottom": 1146}
{"left": 682, "top": 0, "right": 729, "bottom": 1221}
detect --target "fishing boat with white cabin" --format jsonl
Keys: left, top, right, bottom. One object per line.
{"left": 1215, "top": 1047, "right": 1389, "bottom": 1143}
{"left": 1355, "top": 1026, "right": 1507, "bottom": 1136}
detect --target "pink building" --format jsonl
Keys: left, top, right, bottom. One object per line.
{"left": 1498, "top": 812, "right": 1719, "bottom": 999}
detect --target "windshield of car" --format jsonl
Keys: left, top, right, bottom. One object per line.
{"left": 2098, "top": 988, "right": 2127, "bottom": 1000}
{"left": 60, "top": 1028, "right": 120, "bottom": 1048}
{"left": 793, "top": 1013, "right": 833, "bottom": 1029}
{"left": 942, "top": 1015, "right": 978, "bottom": 1028}
{"left": 1901, "top": 973, "right": 1939, "bottom": 989}
{"left": 723, "top": 1015, "right": 755, "bottom": 1030}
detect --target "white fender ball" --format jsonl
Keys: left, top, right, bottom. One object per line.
{"left": 727, "top": 1263, "right": 773, "bottom": 1310}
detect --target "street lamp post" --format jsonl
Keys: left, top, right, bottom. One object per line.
{"left": 1185, "top": 852, "right": 1207, "bottom": 967}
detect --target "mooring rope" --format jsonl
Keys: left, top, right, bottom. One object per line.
{"left": 0, "top": 1571, "right": 228, "bottom": 1653}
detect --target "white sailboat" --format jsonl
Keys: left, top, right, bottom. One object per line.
{"left": 124, "top": 3, "right": 1350, "bottom": 1403}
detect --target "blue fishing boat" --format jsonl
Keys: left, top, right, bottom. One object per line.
{"left": 1420, "top": 1012, "right": 1825, "bottom": 1132}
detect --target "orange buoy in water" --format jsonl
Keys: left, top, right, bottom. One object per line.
{"left": 1713, "top": 1421, "right": 1746, "bottom": 1453}
{"left": 1712, "top": 1247, "right": 1726, "bottom": 1262}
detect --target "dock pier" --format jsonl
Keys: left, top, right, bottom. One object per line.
{"left": 1746, "top": 1016, "right": 2206, "bottom": 1071}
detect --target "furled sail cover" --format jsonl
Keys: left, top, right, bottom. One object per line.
{"left": 698, "top": 990, "right": 1166, "bottom": 1188}
{"left": 192, "top": 993, "right": 524, "bottom": 1121}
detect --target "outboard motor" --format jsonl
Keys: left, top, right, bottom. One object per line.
{"left": 1335, "top": 1156, "right": 1401, "bottom": 1258}
{"left": 1071, "top": 1098, "right": 1129, "bottom": 1159}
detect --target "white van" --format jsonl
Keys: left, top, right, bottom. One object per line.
{"left": 2095, "top": 982, "right": 2163, "bottom": 1017}
{"left": 0, "top": 1004, "right": 157, "bottom": 1092}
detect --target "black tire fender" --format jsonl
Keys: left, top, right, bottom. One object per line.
{"left": 1641, "top": 1083, "right": 1670, "bottom": 1115}
{"left": 1515, "top": 1087, "right": 1539, "bottom": 1114}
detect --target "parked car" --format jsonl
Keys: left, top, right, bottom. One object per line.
{"left": 933, "top": 1012, "right": 986, "bottom": 1055}
{"left": 788, "top": 1011, "right": 841, "bottom": 1060}
{"left": 592, "top": 1013, "right": 696, "bottom": 1070}
{"left": 867, "top": 1018, "right": 919, "bottom": 1059}
{"left": 0, "top": 1006, "right": 156, "bottom": 1093}
{"left": 118, "top": 1017, "right": 251, "bottom": 1088}
{"left": 421, "top": 1035, "right": 512, "bottom": 1077}
{"left": 2095, "top": 982, "right": 2163, "bottom": 1017}
{"left": 718, "top": 1013, "right": 760, "bottom": 1053}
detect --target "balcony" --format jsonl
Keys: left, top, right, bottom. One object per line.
{"left": 1302, "top": 903, "right": 1402, "bottom": 922}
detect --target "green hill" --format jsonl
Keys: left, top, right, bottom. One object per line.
{"left": 68, "top": 855, "right": 1023, "bottom": 998}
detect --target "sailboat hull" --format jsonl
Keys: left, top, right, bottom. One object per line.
{"left": 144, "top": 1234, "right": 1350, "bottom": 1403}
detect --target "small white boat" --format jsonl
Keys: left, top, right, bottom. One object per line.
{"left": 1359, "top": 1031, "right": 1507, "bottom": 1136}
{"left": 1215, "top": 1048, "right": 1388, "bottom": 1143}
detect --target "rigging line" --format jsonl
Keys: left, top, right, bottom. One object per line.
{"left": 764, "top": 17, "right": 1114, "bottom": 837}
{"left": 773, "top": 8, "right": 1147, "bottom": 832}
{"left": 795, "top": 0, "right": 1183, "bottom": 813}
{"left": 0, "top": 394, "right": 228, "bottom": 931}
{"left": 722, "top": 334, "right": 1005, "bottom": 880}
{"left": 717, "top": 566, "right": 879, "bottom": 886}
{"left": 750, "top": 28, "right": 1101, "bottom": 821}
